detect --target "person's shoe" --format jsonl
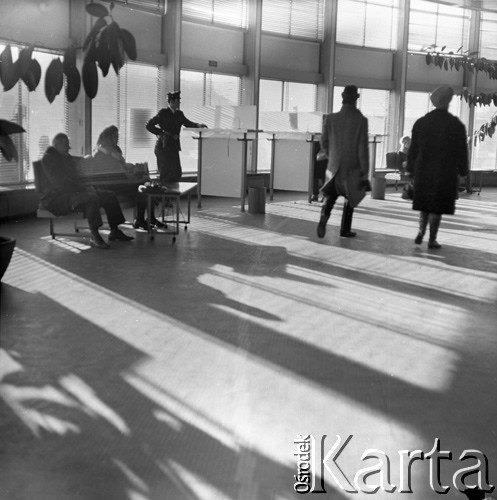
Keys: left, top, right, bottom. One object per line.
{"left": 310, "top": 194, "right": 319, "bottom": 202}
{"left": 340, "top": 231, "right": 357, "bottom": 238}
{"left": 89, "top": 235, "right": 110, "bottom": 249}
{"left": 428, "top": 240, "right": 441, "bottom": 249}
{"left": 317, "top": 217, "right": 327, "bottom": 238}
{"left": 414, "top": 233, "right": 423, "bottom": 245}
{"left": 133, "top": 219, "right": 148, "bottom": 230}
{"left": 109, "top": 229, "right": 134, "bottom": 242}
{"left": 150, "top": 217, "right": 166, "bottom": 229}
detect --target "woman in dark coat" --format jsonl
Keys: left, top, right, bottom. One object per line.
{"left": 407, "top": 85, "right": 469, "bottom": 249}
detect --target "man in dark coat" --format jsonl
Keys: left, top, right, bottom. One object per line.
{"left": 317, "top": 85, "right": 370, "bottom": 238}
{"left": 407, "top": 85, "right": 469, "bottom": 249}
{"left": 40, "top": 133, "right": 133, "bottom": 249}
{"left": 145, "top": 91, "right": 206, "bottom": 184}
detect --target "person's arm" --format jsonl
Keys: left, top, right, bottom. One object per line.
{"left": 320, "top": 116, "right": 329, "bottom": 154}
{"left": 456, "top": 121, "right": 469, "bottom": 177}
{"left": 358, "top": 117, "right": 370, "bottom": 178}
{"left": 146, "top": 112, "right": 164, "bottom": 136}
{"left": 406, "top": 123, "right": 419, "bottom": 177}
{"left": 180, "top": 112, "right": 207, "bottom": 129}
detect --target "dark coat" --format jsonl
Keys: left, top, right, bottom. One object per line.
{"left": 320, "top": 104, "right": 369, "bottom": 208}
{"left": 146, "top": 107, "right": 200, "bottom": 183}
{"left": 407, "top": 109, "right": 469, "bottom": 215}
{"left": 39, "top": 147, "right": 86, "bottom": 215}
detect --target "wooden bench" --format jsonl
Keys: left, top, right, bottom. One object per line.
{"left": 33, "top": 157, "right": 151, "bottom": 239}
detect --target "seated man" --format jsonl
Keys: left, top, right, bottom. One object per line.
{"left": 39, "top": 133, "right": 133, "bottom": 249}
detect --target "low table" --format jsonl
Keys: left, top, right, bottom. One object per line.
{"left": 145, "top": 182, "right": 198, "bottom": 242}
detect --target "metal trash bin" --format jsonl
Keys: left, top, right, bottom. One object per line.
{"left": 371, "top": 176, "right": 386, "bottom": 200}
{"left": 248, "top": 187, "right": 266, "bottom": 214}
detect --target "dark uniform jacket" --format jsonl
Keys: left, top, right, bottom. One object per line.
{"left": 146, "top": 108, "right": 200, "bottom": 183}
{"left": 407, "top": 109, "right": 469, "bottom": 215}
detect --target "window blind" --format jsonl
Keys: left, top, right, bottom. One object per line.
{"left": 336, "top": 0, "right": 398, "bottom": 50}
{"left": 261, "top": 0, "right": 324, "bottom": 42}
{"left": 182, "top": 0, "right": 248, "bottom": 29}
{"left": 101, "top": 0, "right": 165, "bottom": 14}
{"left": 408, "top": 0, "right": 470, "bottom": 52}
{"left": 480, "top": 12, "right": 497, "bottom": 60}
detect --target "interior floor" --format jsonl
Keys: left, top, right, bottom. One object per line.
{"left": 1, "top": 188, "right": 497, "bottom": 500}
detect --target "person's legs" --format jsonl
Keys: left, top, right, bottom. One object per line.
{"left": 95, "top": 190, "right": 133, "bottom": 242}
{"left": 317, "top": 178, "right": 339, "bottom": 238}
{"left": 414, "top": 211, "right": 429, "bottom": 244}
{"left": 428, "top": 213, "right": 442, "bottom": 249}
{"left": 70, "top": 192, "right": 108, "bottom": 248}
{"left": 340, "top": 201, "right": 356, "bottom": 237}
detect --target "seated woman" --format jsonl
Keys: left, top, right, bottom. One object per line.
{"left": 94, "top": 125, "right": 162, "bottom": 229}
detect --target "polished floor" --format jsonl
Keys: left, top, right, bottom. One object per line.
{"left": 1, "top": 188, "right": 497, "bottom": 500}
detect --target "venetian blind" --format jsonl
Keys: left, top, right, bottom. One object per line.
{"left": 261, "top": 0, "right": 324, "bottom": 42}
{"left": 182, "top": 0, "right": 248, "bottom": 28}
{"left": 408, "top": 0, "right": 470, "bottom": 52}
{"left": 336, "top": 0, "right": 398, "bottom": 50}
{"left": 480, "top": 11, "right": 497, "bottom": 61}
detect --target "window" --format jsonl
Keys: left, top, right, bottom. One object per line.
{"left": 0, "top": 46, "right": 67, "bottom": 185}
{"left": 182, "top": 0, "right": 248, "bottom": 29}
{"left": 480, "top": 11, "right": 497, "bottom": 61}
{"left": 336, "top": 0, "right": 399, "bottom": 50}
{"left": 261, "top": 0, "right": 324, "bottom": 42}
{"left": 101, "top": 0, "right": 166, "bottom": 15}
{"left": 403, "top": 91, "right": 464, "bottom": 138}
{"left": 472, "top": 105, "right": 497, "bottom": 171}
{"left": 333, "top": 87, "right": 391, "bottom": 168}
{"left": 180, "top": 70, "right": 242, "bottom": 172}
{"left": 258, "top": 80, "right": 318, "bottom": 170}
{"left": 91, "top": 62, "right": 160, "bottom": 166}
{"left": 408, "top": 0, "right": 470, "bottom": 52}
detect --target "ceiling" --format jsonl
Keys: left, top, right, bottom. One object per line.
{"left": 428, "top": 0, "right": 497, "bottom": 12}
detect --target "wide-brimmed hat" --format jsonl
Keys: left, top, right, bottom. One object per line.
{"left": 430, "top": 85, "right": 454, "bottom": 109}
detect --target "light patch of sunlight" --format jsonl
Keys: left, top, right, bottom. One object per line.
{"left": 152, "top": 409, "right": 183, "bottom": 432}
{"left": 0, "top": 348, "right": 23, "bottom": 379}
{"left": 194, "top": 214, "right": 497, "bottom": 302}
{"left": 159, "top": 460, "right": 234, "bottom": 500}
{"left": 0, "top": 384, "right": 80, "bottom": 437}
{"left": 40, "top": 235, "right": 91, "bottom": 254}
{"left": 201, "top": 263, "right": 460, "bottom": 392}
{"left": 4, "top": 250, "right": 438, "bottom": 486}
{"left": 126, "top": 492, "right": 150, "bottom": 500}
{"left": 124, "top": 372, "right": 238, "bottom": 453}
{"left": 59, "top": 374, "right": 130, "bottom": 435}
{"left": 113, "top": 458, "right": 150, "bottom": 496}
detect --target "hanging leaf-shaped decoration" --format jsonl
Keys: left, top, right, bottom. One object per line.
{"left": 65, "top": 66, "right": 81, "bottom": 103}
{"left": 17, "top": 44, "right": 34, "bottom": 77}
{"left": 425, "top": 53, "right": 432, "bottom": 65}
{"left": 95, "top": 26, "right": 112, "bottom": 76}
{"left": 0, "top": 45, "right": 20, "bottom": 91}
{"left": 21, "top": 58, "right": 41, "bottom": 91}
{"left": 119, "top": 29, "right": 137, "bottom": 61}
{"left": 0, "top": 119, "right": 25, "bottom": 136}
{"left": 83, "top": 17, "right": 107, "bottom": 51}
{"left": 63, "top": 46, "right": 77, "bottom": 73}
{"left": 0, "top": 135, "right": 19, "bottom": 162}
{"left": 82, "top": 57, "right": 98, "bottom": 99}
{"left": 45, "top": 58, "right": 64, "bottom": 103}
{"left": 86, "top": 2, "right": 109, "bottom": 18}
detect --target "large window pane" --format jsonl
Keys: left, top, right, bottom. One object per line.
{"left": 262, "top": 0, "right": 324, "bottom": 41}
{"left": 480, "top": 12, "right": 497, "bottom": 61}
{"left": 0, "top": 45, "right": 67, "bottom": 185}
{"left": 182, "top": 0, "right": 248, "bottom": 28}
{"left": 180, "top": 70, "right": 242, "bottom": 173}
{"left": 408, "top": 0, "right": 470, "bottom": 52}
{"left": 473, "top": 106, "right": 497, "bottom": 171}
{"left": 336, "top": 0, "right": 399, "bottom": 50}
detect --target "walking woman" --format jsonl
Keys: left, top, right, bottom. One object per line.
{"left": 407, "top": 85, "right": 469, "bottom": 249}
